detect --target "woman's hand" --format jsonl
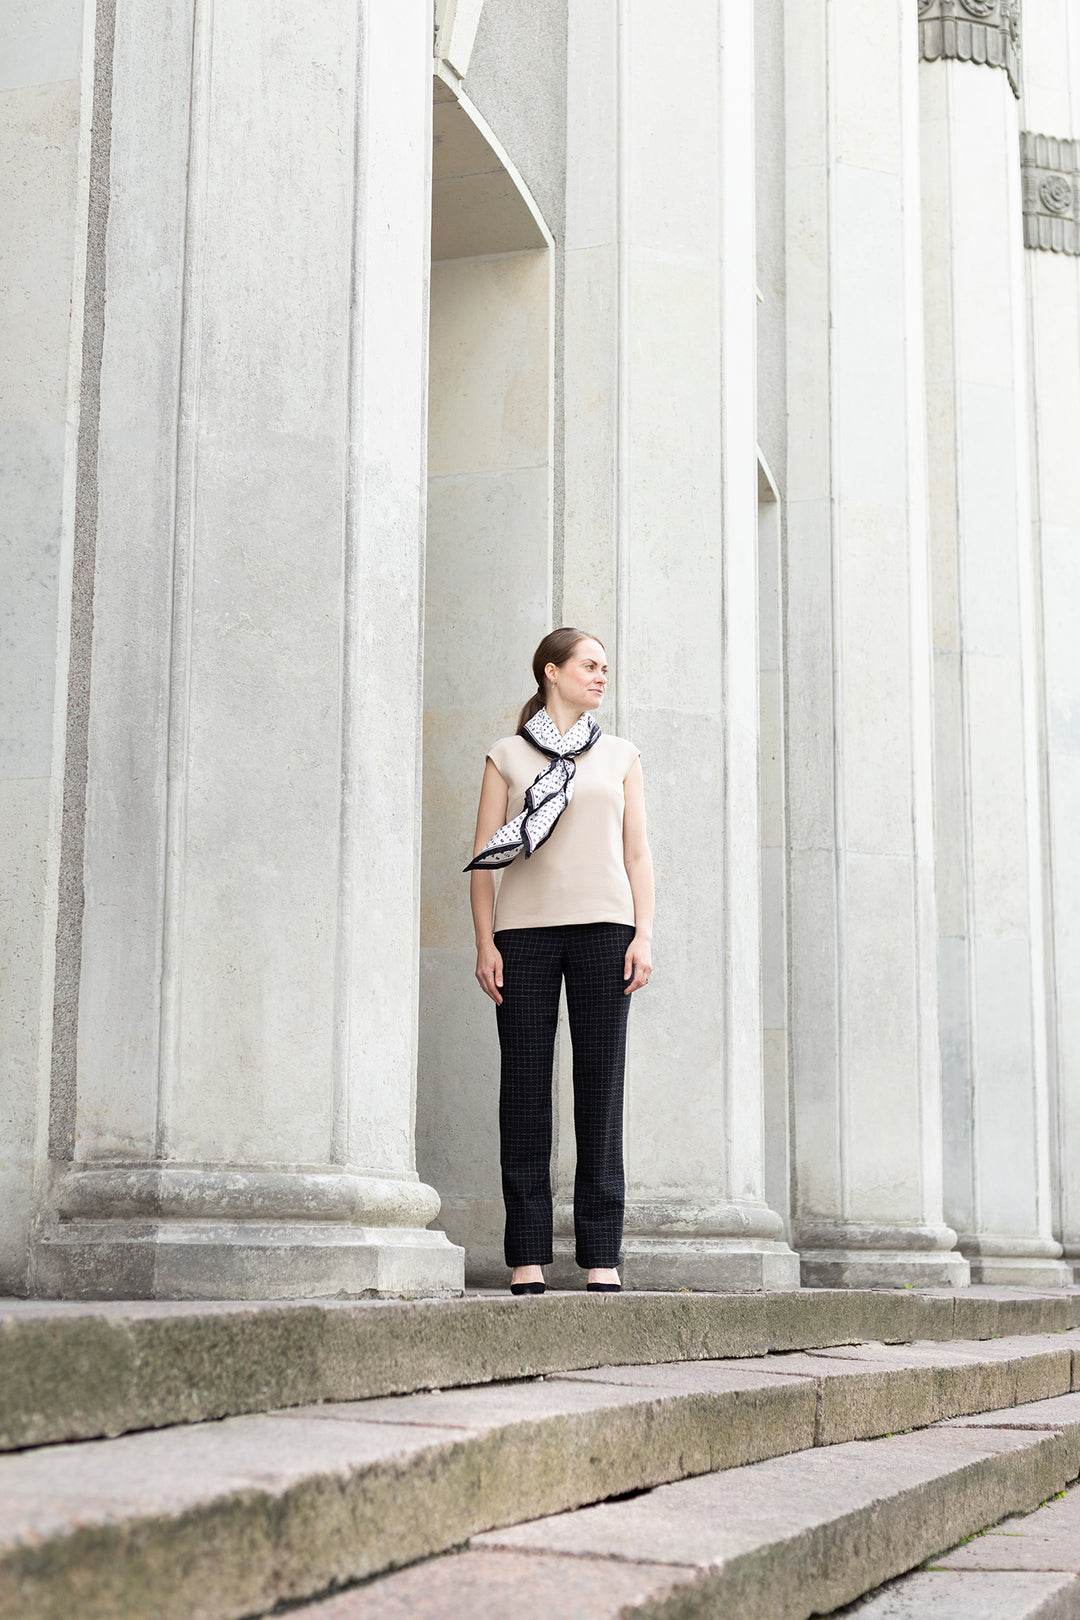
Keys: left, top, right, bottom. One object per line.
{"left": 623, "top": 934, "right": 652, "bottom": 995}
{"left": 476, "top": 939, "right": 505, "bottom": 1005}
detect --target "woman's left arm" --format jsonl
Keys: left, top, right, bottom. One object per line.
{"left": 621, "top": 758, "right": 654, "bottom": 995}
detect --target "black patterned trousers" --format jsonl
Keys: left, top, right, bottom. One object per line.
{"left": 494, "top": 922, "right": 635, "bottom": 1270}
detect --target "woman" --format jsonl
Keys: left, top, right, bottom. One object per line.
{"left": 465, "top": 628, "right": 654, "bottom": 1295}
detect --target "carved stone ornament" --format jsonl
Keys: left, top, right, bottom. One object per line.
{"left": 919, "top": 0, "right": 1020, "bottom": 98}
{"left": 1021, "top": 133, "right": 1080, "bottom": 254}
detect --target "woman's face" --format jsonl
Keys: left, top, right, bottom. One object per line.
{"left": 547, "top": 638, "right": 608, "bottom": 712}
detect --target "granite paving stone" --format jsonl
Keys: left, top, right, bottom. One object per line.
{"left": 476, "top": 1428, "right": 1070, "bottom": 1619}
{"left": 933, "top": 1478, "right": 1080, "bottom": 1572}
{"left": 942, "top": 1392, "right": 1080, "bottom": 1480}
{"left": 3, "top": 1288, "right": 1079, "bottom": 1452}
{"left": 6, "top": 1301, "right": 1080, "bottom": 1619}
{"left": 0, "top": 1358, "right": 811, "bottom": 1620}
{"left": 551, "top": 1335, "right": 1077, "bottom": 1446}
{"left": 837, "top": 1568, "right": 1080, "bottom": 1617}
{"left": 283, "top": 1549, "right": 687, "bottom": 1620}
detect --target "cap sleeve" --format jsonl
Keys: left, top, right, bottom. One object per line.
{"left": 622, "top": 741, "right": 642, "bottom": 780}
{"left": 486, "top": 737, "right": 514, "bottom": 785}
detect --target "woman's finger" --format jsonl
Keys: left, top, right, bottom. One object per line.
{"left": 624, "top": 956, "right": 651, "bottom": 994}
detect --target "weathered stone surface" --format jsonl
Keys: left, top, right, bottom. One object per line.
{"left": 0, "top": 1364, "right": 811, "bottom": 1620}
{"left": 792, "top": 1337, "right": 1075, "bottom": 1443}
{"left": 932, "top": 1289, "right": 1080, "bottom": 1343}
{"left": 285, "top": 1464, "right": 1080, "bottom": 1620}
{"left": 942, "top": 1391, "right": 1080, "bottom": 1479}
{"left": 554, "top": 1336, "right": 1076, "bottom": 1450}
{"left": 761, "top": 1287, "right": 955, "bottom": 1350}
{"left": 840, "top": 1569, "right": 1079, "bottom": 1618}
{"left": 286, "top": 1549, "right": 684, "bottom": 1620}
{"left": 934, "top": 1476, "right": 1080, "bottom": 1571}
{"left": 799, "top": 1252, "right": 973, "bottom": 1292}
{"left": 361, "top": 1362, "right": 818, "bottom": 1472}
{"left": 281, "top": 1557, "right": 1080, "bottom": 1620}
{"left": 0, "top": 1413, "right": 459, "bottom": 1620}
{"left": 6, "top": 1313, "right": 1080, "bottom": 1619}
{"left": 477, "top": 1429, "right": 1071, "bottom": 1619}
{"left": 2, "top": 1291, "right": 1079, "bottom": 1453}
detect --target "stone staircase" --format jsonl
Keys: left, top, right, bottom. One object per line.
{"left": 3, "top": 1288, "right": 1080, "bottom": 1619}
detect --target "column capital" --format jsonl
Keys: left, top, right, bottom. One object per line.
{"left": 1021, "top": 133, "right": 1080, "bottom": 254}
{"left": 918, "top": 0, "right": 1021, "bottom": 98}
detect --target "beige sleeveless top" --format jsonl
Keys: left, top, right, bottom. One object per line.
{"left": 486, "top": 732, "right": 641, "bottom": 930}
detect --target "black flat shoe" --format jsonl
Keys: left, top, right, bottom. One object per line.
{"left": 586, "top": 1282, "right": 621, "bottom": 1293}
{"left": 510, "top": 1282, "right": 546, "bottom": 1295}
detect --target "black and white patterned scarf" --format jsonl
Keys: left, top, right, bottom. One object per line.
{"left": 464, "top": 708, "right": 602, "bottom": 870}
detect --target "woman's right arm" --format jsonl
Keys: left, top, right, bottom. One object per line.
{"left": 470, "top": 757, "right": 510, "bottom": 1004}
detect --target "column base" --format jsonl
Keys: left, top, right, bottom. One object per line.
{"left": 795, "top": 1220, "right": 969, "bottom": 1289}
{"left": 548, "top": 1235, "right": 801, "bottom": 1292}
{"left": 798, "top": 1248, "right": 971, "bottom": 1289}
{"left": 33, "top": 1164, "right": 465, "bottom": 1300}
{"left": 33, "top": 1219, "right": 465, "bottom": 1300}
{"left": 957, "top": 1237, "right": 1072, "bottom": 1289}
{"left": 963, "top": 1255, "right": 1074, "bottom": 1288}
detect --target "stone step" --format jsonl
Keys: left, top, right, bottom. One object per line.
{"left": 845, "top": 1567, "right": 1080, "bottom": 1619}
{"left": 3, "top": 1333, "right": 1079, "bottom": 1620}
{"left": 837, "top": 1397, "right": 1080, "bottom": 1615}
{"left": 292, "top": 1388, "right": 1080, "bottom": 1620}
{"left": 4, "top": 1286, "right": 1080, "bottom": 1452}
{"left": 285, "top": 1424, "right": 1075, "bottom": 1620}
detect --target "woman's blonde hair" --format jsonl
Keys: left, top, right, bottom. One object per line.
{"left": 516, "top": 627, "right": 606, "bottom": 734}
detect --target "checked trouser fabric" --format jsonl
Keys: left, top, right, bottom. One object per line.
{"left": 494, "top": 922, "right": 635, "bottom": 1269}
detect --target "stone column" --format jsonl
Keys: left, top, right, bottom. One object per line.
{"left": 35, "top": 0, "right": 463, "bottom": 1298}
{"left": 0, "top": 0, "right": 93, "bottom": 1292}
{"left": 784, "top": 0, "right": 967, "bottom": 1287}
{"left": 920, "top": 0, "right": 1070, "bottom": 1285}
{"left": 559, "top": 0, "right": 798, "bottom": 1291}
{"left": 1020, "top": 2, "right": 1080, "bottom": 1281}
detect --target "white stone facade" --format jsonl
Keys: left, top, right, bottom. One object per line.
{"left": 3, "top": 0, "right": 1080, "bottom": 1296}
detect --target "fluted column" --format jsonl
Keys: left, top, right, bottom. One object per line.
{"left": 558, "top": 0, "right": 798, "bottom": 1291}
{"left": 1021, "top": 1, "right": 1080, "bottom": 1282}
{"left": 784, "top": 0, "right": 966, "bottom": 1287}
{"left": 920, "top": 2, "right": 1070, "bottom": 1285}
{"left": 34, "top": 0, "right": 463, "bottom": 1298}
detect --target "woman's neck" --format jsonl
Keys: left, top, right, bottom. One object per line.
{"left": 544, "top": 696, "right": 587, "bottom": 738}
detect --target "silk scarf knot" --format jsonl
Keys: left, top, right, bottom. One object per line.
{"left": 464, "top": 708, "right": 602, "bottom": 871}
